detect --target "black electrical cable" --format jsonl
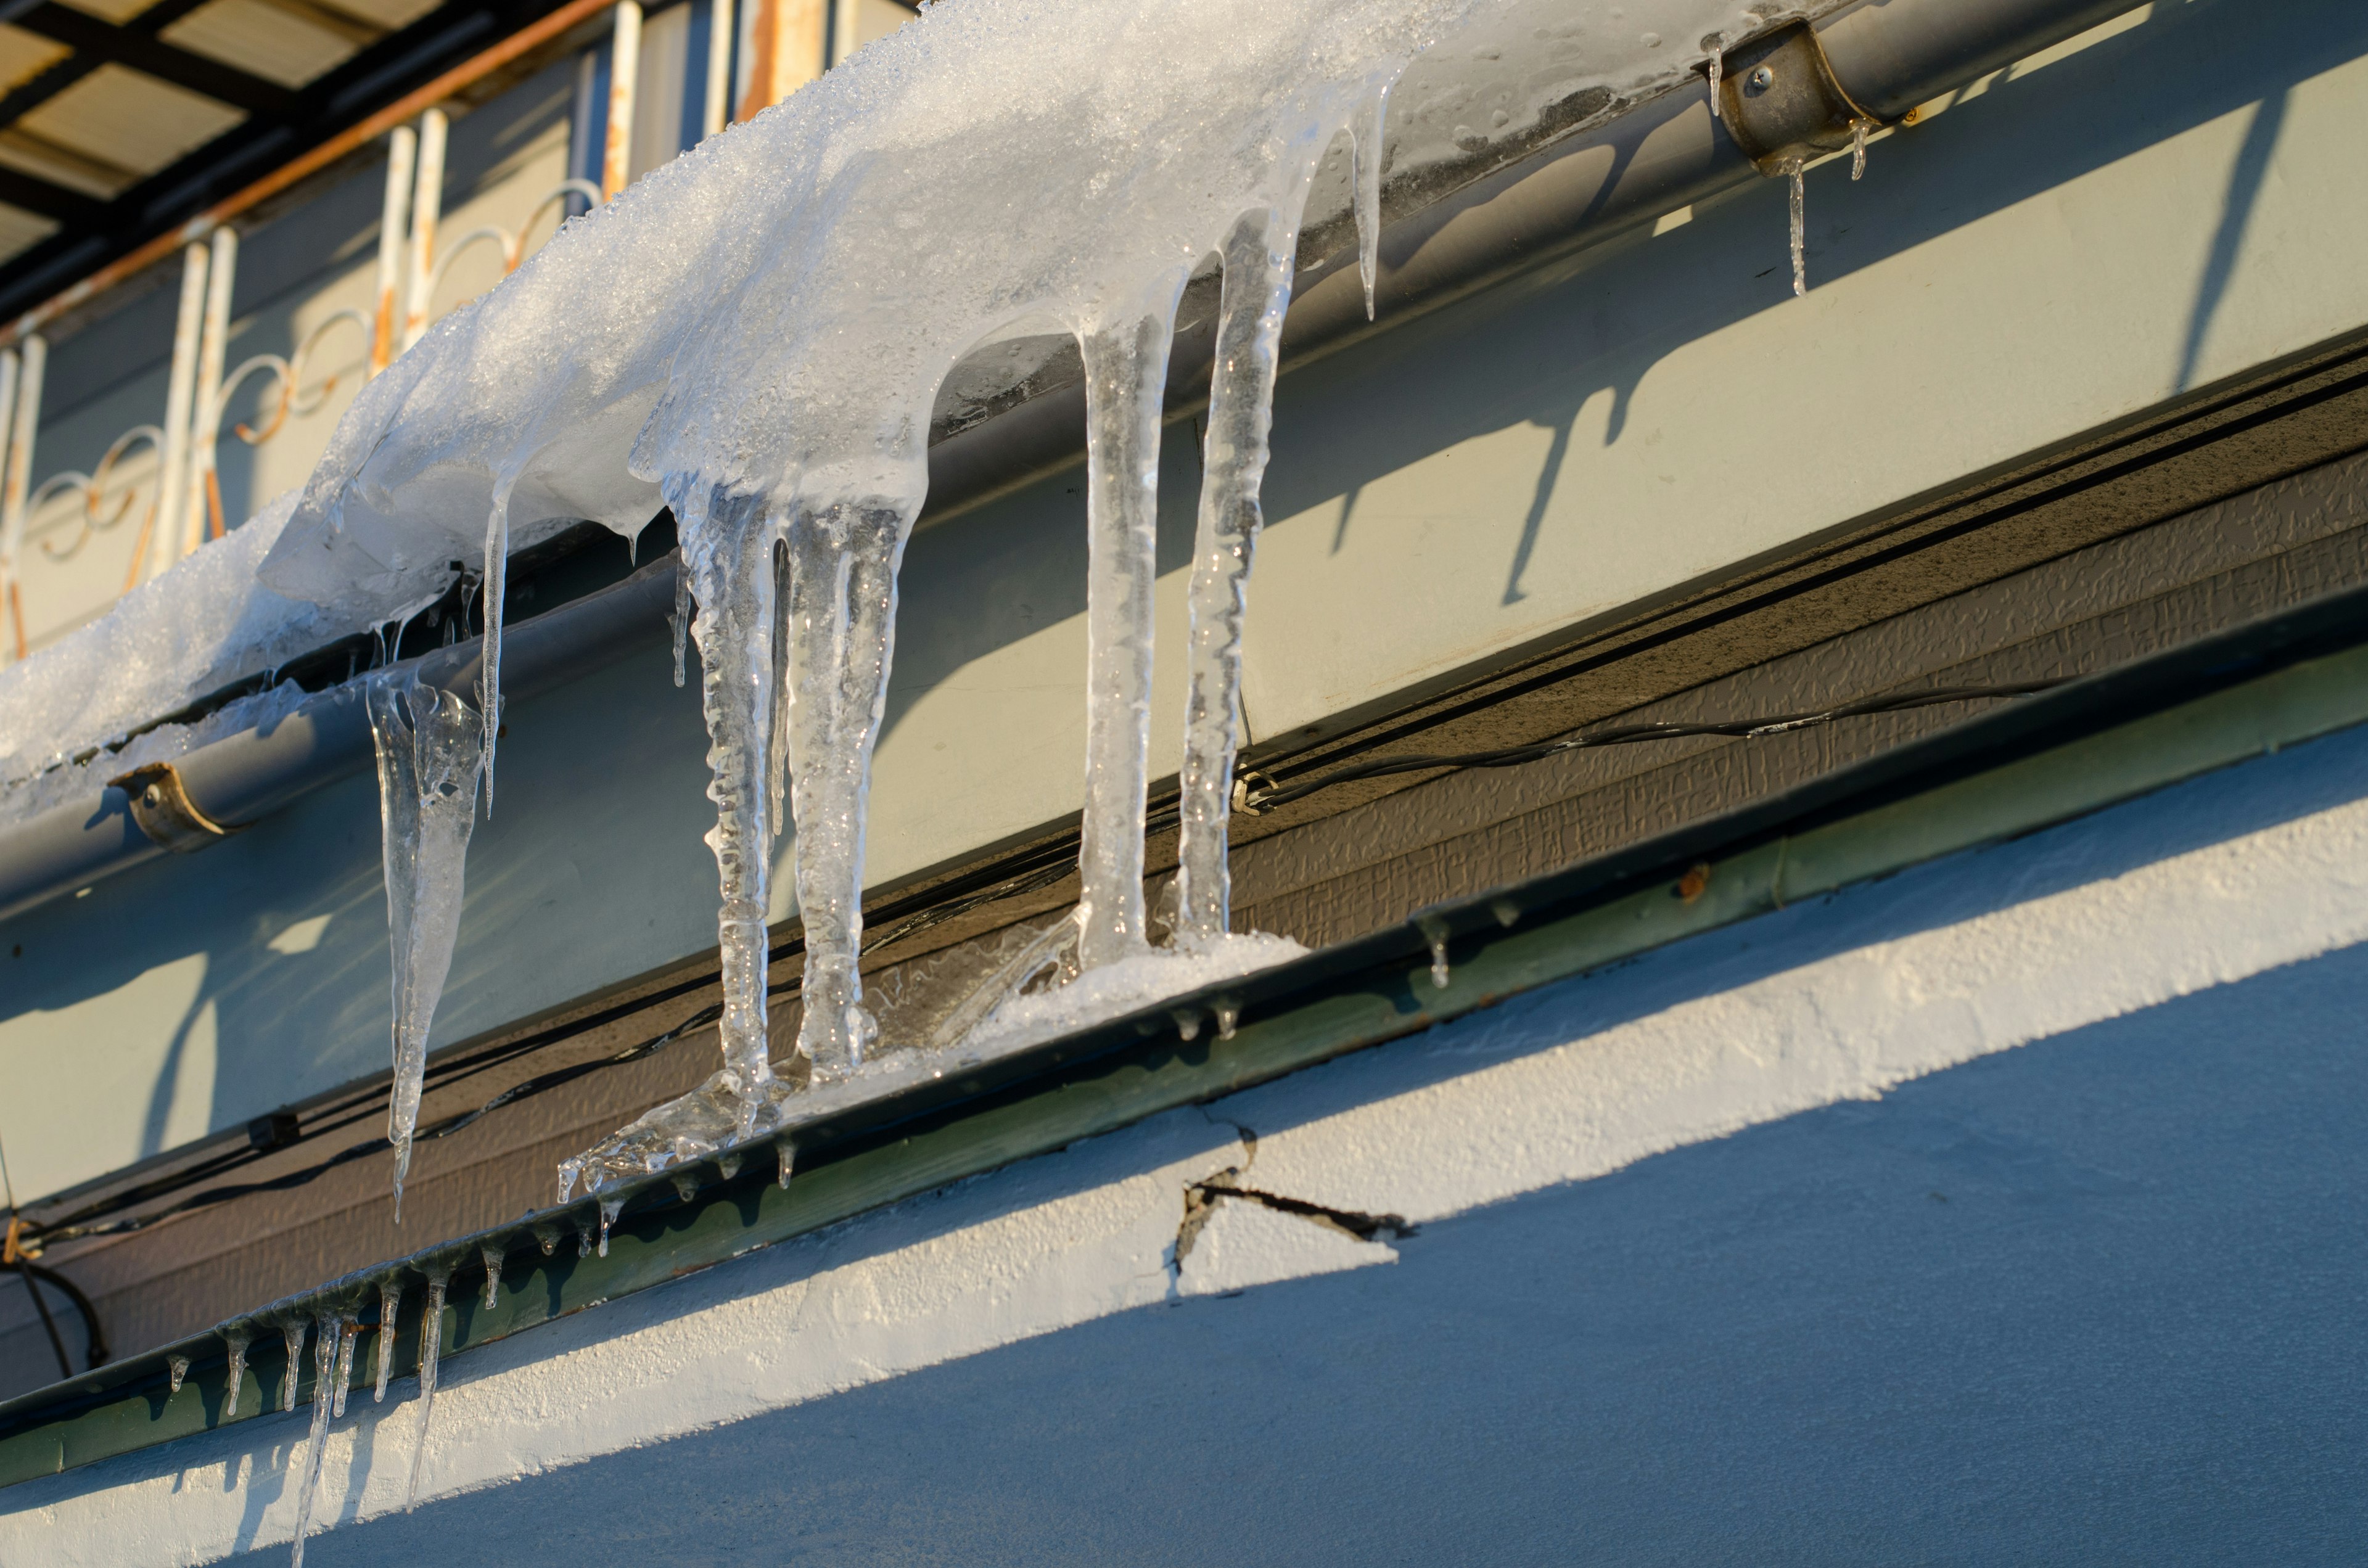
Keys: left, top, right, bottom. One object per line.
{"left": 25, "top": 1003, "right": 726, "bottom": 1247}
{"left": 1238, "top": 680, "right": 2068, "bottom": 814}
{"left": 12, "top": 1260, "right": 107, "bottom": 1368}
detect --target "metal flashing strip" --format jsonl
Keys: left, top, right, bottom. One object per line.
{"left": 5, "top": 575, "right": 2368, "bottom": 1491}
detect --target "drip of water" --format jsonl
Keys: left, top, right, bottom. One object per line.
{"left": 1429, "top": 939, "right": 1451, "bottom": 989}
{"left": 404, "top": 1270, "right": 449, "bottom": 1512}
{"left": 1077, "top": 287, "right": 1187, "bottom": 971}
{"left": 1175, "top": 204, "right": 1304, "bottom": 946}
{"left": 279, "top": 1319, "right": 307, "bottom": 1413}
{"left": 575, "top": 1211, "right": 596, "bottom": 1257}
{"left": 479, "top": 1244, "right": 503, "bottom": 1309}
{"left": 373, "top": 1281, "right": 401, "bottom": 1403}
{"left": 223, "top": 1329, "right": 250, "bottom": 1414}
{"left": 166, "top": 1356, "right": 189, "bottom": 1395}
{"left": 1786, "top": 158, "right": 1807, "bottom": 297}
{"left": 1851, "top": 118, "right": 1868, "bottom": 181}
{"left": 289, "top": 1310, "right": 346, "bottom": 1568}
{"left": 366, "top": 670, "right": 485, "bottom": 1217}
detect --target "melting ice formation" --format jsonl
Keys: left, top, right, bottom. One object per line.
{"left": 250, "top": 0, "right": 1799, "bottom": 1206}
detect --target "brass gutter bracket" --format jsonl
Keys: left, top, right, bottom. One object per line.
{"left": 109, "top": 762, "right": 242, "bottom": 854}
{"left": 1717, "top": 19, "right": 1894, "bottom": 174}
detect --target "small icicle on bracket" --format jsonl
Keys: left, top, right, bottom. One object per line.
{"left": 1708, "top": 18, "right": 1898, "bottom": 297}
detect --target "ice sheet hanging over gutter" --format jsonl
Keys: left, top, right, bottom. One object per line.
{"left": 255, "top": 0, "right": 1787, "bottom": 626}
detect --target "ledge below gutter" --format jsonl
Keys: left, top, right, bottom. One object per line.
{"left": 0, "top": 0, "right": 2142, "bottom": 929}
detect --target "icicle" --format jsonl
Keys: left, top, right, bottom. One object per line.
{"left": 1214, "top": 1003, "right": 1238, "bottom": 1041}
{"left": 289, "top": 1310, "right": 345, "bottom": 1568}
{"left": 672, "top": 552, "right": 692, "bottom": 689}
{"left": 1350, "top": 80, "right": 1394, "bottom": 321}
{"left": 166, "top": 1355, "right": 189, "bottom": 1395}
{"left": 223, "top": 1328, "right": 250, "bottom": 1414}
{"left": 1851, "top": 118, "right": 1868, "bottom": 181}
{"left": 403, "top": 1269, "right": 449, "bottom": 1513}
{"left": 675, "top": 485, "right": 789, "bottom": 1104}
{"left": 330, "top": 1318, "right": 358, "bottom": 1421}
{"left": 373, "top": 1281, "right": 401, "bottom": 1403}
{"left": 779, "top": 499, "right": 914, "bottom": 1076}
{"left": 1075, "top": 283, "right": 1186, "bottom": 972}
{"left": 1707, "top": 43, "right": 1723, "bottom": 121}
{"left": 775, "top": 1135, "right": 796, "bottom": 1189}
{"left": 532, "top": 1221, "right": 561, "bottom": 1256}
{"left": 1786, "top": 158, "right": 1807, "bottom": 297}
{"left": 479, "top": 1243, "right": 503, "bottom": 1309}
{"left": 477, "top": 486, "right": 511, "bottom": 808}
{"left": 1175, "top": 205, "right": 1299, "bottom": 946}
{"left": 598, "top": 1196, "right": 623, "bottom": 1255}
{"left": 717, "top": 1151, "right": 742, "bottom": 1181}
{"left": 279, "top": 1319, "right": 308, "bottom": 1413}
{"left": 1429, "top": 939, "right": 1450, "bottom": 989}
{"left": 1172, "top": 1008, "right": 1201, "bottom": 1042}
{"left": 575, "top": 1210, "right": 597, "bottom": 1257}
{"left": 367, "top": 670, "right": 485, "bottom": 1218}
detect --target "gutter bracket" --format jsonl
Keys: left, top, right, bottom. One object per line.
{"left": 1717, "top": 20, "right": 1894, "bottom": 176}
{"left": 109, "top": 762, "right": 242, "bottom": 854}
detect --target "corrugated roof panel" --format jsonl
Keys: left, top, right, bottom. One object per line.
{"left": 323, "top": 0, "right": 439, "bottom": 31}
{"left": 52, "top": 0, "right": 160, "bottom": 25}
{"left": 0, "top": 124, "right": 134, "bottom": 197}
{"left": 14, "top": 64, "right": 245, "bottom": 180}
{"left": 0, "top": 23, "right": 72, "bottom": 94}
{"left": 0, "top": 202, "right": 59, "bottom": 265}
{"left": 162, "top": 0, "right": 366, "bottom": 88}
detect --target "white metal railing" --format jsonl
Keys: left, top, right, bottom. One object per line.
{"left": 0, "top": 0, "right": 796, "bottom": 667}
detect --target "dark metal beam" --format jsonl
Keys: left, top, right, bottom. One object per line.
{"left": 0, "top": 161, "right": 101, "bottom": 223}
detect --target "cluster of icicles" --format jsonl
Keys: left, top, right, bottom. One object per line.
{"left": 318, "top": 0, "right": 1500, "bottom": 1215}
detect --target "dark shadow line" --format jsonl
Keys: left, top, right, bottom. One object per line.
{"left": 2176, "top": 90, "right": 2288, "bottom": 393}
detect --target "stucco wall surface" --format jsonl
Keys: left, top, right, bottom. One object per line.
{"left": 7, "top": 720, "right": 2368, "bottom": 1562}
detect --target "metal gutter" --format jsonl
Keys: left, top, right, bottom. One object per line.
{"left": 0, "top": 0, "right": 2144, "bottom": 924}
{"left": 6, "top": 564, "right": 2368, "bottom": 1489}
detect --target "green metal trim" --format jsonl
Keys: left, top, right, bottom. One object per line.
{"left": 7, "top": 591, "right": 2368, "bottom": 1492}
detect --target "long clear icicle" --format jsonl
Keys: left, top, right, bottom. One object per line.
{"left": 1350, "top": 81, "right": 1392, "bottom": 321}
{"left": 289, "top": 1310, "right": 344, "bottom": 1568}
{"left": 403, "top": 1269, "right": 448, "bottom": 1512}
{"left": 678, "top": 485, "right": 787, "bottom": 1107}
{"left": 783, "top": 499, "right": 912, "bottom": 1073}
{"left": 477, "top": 491, "right": 510, "bottom": 808}
{"left": 1786, "top": 158, "right": 1807, "bottom": 297}
{"left": 1174, "top": 208, "right": 1298, "bottom": 945}
{"left": 366, "top": 671, "right": 484, "bottom": 1218}
{"left": 1076, "top": 285, "right": 1186, "bottom": 970}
